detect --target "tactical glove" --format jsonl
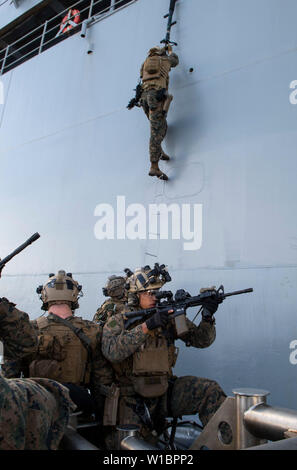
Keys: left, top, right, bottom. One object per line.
{"left": 201, "top": 297, "right": 222, "bottom": 322}
{"left": 145, "top": 310, "right": 169, "bottom": 331}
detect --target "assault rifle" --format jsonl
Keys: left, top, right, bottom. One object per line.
{"left": 160, "top": 0, "right": 179, "bottom": 48}
{"left": 123, "top": 285, "right": 253, "bottom": 337}
{"left": 127, "top": 82, "right": 143, "bottom": 110}
{"left": 0, "top": 233, "right": 40, "bottom": 274}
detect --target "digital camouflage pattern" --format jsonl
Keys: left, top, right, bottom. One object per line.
{"left": 93, "top": 299, "right": 126, "bottom": 326}
{"left": 102, "top": 314, "right": 216, "bottom": 365}
{"left": 0, "top": 297, "right": 37, "bottom": 361}
{"left": 102, "top": 318, "right": 146, "bottom": 364}
{"left": 102, "top": 312, "right": 226, "bottom": 440}
{"left": 0, "top": 297, "right": 37, "bottom": 377}
{"left": 0, "top": 376, "right": 75, "bottom": 450}
{"left": 140, "top": 89, "right": 169, "bottom": 163}
{"left": 140, "top": 52, "right": 179, "bottom": 164}
{"left": 169, "top": 376, "right": 226, "bottom": 426}
{"left": 106, "top": 375, "right": 226, "bottom": 442}
{"left": 0, "top": 299, "right": 75, "bottom": 449}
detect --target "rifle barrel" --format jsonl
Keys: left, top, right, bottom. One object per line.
{"left": 0, "top": 232, "right": 40, "bottom": 269}
{"left": 223, "top": 288, "right": 253, "bottom": 298}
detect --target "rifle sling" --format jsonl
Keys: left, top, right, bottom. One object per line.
{"left": 51, "top": 315, "right": 92, "bottom": 357}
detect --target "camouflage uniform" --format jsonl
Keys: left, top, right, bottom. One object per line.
{"left": 0, "top": 297, "right": 37, "bottom": 377}
{"left": 140, "top": 48, "right": 179, "bottom": 169}
{"left": 0, "top": 376, "right": 75, "bottom": 450}
{"left": 93, "top": 275, "right": 127, "bottom": 326}
{"left": 0, "top": 298, "right": 75, "bottom": 450}
{"left": 102, "top": 313, "right": 226, "bottom": 442}
{"left": 93, "top": 299, "right": 126, "bottom": 326}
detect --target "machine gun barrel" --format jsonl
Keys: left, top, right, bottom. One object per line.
{"left": 0, "top": 233, "right": 40, "bottom": 270}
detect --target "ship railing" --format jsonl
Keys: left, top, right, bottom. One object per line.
{"left": 0, "top": 0, "right": 137, "bottom": 75}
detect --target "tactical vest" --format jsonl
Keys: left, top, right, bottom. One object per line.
{"left": 142, "top": 55, "right": 171, "bottom": 90}
{"left": 112, "top": 328, "right": 179, "bottom": 399}
{"left": 93, "top": 299, "right": 126, "bottom": 325}
{"left": 29, "top": 315, "right": 98, "bottom": 386}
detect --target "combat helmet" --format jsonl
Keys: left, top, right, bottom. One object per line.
{"left": 147, "top": 46, "right": 167, "bottom": 57}
{"left": 102, "top": 275, "right": 126, "bottom": 300}
{"left": 36, "top": 270, "right": 83, "bottom": 311}
{"left": 125, "top": 263, "right": 171, "bottom": 307}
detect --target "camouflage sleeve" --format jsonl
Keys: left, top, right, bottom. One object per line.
{"left": 93, "top": 308, "right": 101, "bottom": 323}
{"left": 88, "top": 326, "right": 115, "bottom": 416}
{"left": 90, "top": 328, "right": 114, "bottom": 388}
{"left": 181, "top": 318, "right": 216, "bottom": 348}
{"left": 93, "top": 305, "right": 106, "bottom": 323}
{"left": 102, "top": 314, "right": 147, "bottom": 363}
{"left": 0, "top": 297, "right": 37, "bottom": 361}
{"left": 93, "top": 301, "right": 115, "bottom": 323}
{"left": 0, "top": 375, "right": 75, "bottom": 450}
{"left": 169, "top": 52, "right": 179, "bottom": 68}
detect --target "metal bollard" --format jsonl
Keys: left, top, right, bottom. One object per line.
{"left": 121, "top": 436, "right": 159, "bottom": 451}
{"left": 244, "top": 403, "right": 297, "bottom": 441}
{"left": 233, "top": 388, "right": 270, "bottom": 449}
{"left": 116, "top": 424, "right": 159, "bottom": 450}
{"left": 116, "top": 424, "right": 140, "bottom": 450}
{"left": 61, "top": 427, "right": 99, "bottom": 450}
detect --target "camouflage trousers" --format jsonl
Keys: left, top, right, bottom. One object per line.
{"left": 140, "top": 89, "right": 168, "bottom": 163}
{"left": 169, "top": 376, "right": 226, "bottom": 426}
{"left": 0, "top": 375, "right": 76, "bottom": 450}
{"left": 105, "top": 375, "right": 226, "bottom": 449}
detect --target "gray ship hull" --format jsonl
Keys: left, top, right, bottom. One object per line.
{"left": 0, "top": 0, "right": 297, "bottom": 410}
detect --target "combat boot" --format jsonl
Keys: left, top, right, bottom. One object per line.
{"left": 149, "top": 162, "right": 168, "bottom": 180}
{"left": 160, "top": 150, "right": 170, "bottom": 161}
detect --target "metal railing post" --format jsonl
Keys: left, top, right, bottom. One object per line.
{"left": 233, "top": 388, "right": 270, "bottom": 449}
{"left": 39, "top": 21, "right": 48, "bottom": 54}
{"left": 110, "top": 0, "right": 115, "bottom": 12}
{"left": 244, "top": 403, "right": 297, "bottom": 441}
{"left": 88, "top": 0, "right": 94, "bottom": 18}
{"left": 1, "top": 46, "right": 9, "bottom": 75}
